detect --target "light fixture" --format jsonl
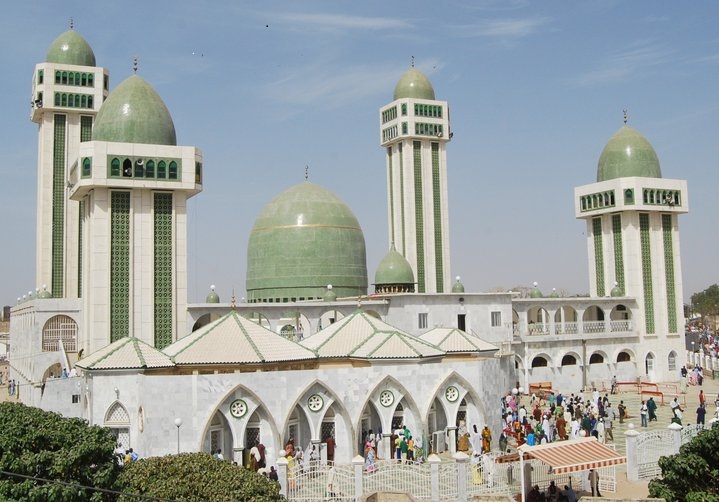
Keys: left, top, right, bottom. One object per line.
{"left": 174, "top": 418, "right": 183, "bottom": 454}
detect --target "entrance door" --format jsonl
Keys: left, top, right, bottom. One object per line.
{"left": 458, "top": 314, "right": 466, "bottom": 331}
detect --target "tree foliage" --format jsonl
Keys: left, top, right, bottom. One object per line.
{"left": 690, "top": 284, "right": 719, "bottom": 318}
{"left": 116, "top": 452, "right": 282, "bottom": 501}
{"left": 0, "top": 401, "right": 120, "bottom": 501}
{"left": 648, "top": 425, "right": 719, "bottom": 502}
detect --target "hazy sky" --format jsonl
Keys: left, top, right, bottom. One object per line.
{"left": 1, "top": 1, "right": 717, "bottom": 306}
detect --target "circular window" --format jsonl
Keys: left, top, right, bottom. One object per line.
{"left": 445, "top": 385, "right": 460, "bottom": 402}
{"left": 308, "top": 394, "right": 324, "bottom": 412}
{"left": 230, "top": 399, "right": 248, "bottom": 418}
{"left": 379, "top": 390, "right": 395, "bottom": 407}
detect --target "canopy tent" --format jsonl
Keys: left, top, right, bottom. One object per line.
{"left": 495, "top": 437, "right": 626, "bottom": 502}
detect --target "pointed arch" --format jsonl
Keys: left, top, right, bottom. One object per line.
{"left": 358, "top": 375, "right": 424, "bottom": 446}
{"left": 429, "top": 371, "right": 489, "bottom": 430}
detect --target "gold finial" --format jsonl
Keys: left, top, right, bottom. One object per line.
{"left": 411, "top": 55, "right": 415, "bottom": 68}
{"left": 305, "top": 165, "right": 309, "bottom": 181}
{"left": 623, "top": 109, "right": 628, "bottom": 125}
{"left": 231, "top": 289, "right": 236, "bottom": 309}
{"left": 133, "top": 56, "right": 138, "bottom": 74}
{"left": 70, "top": 18, "right": 74, "bottom": 30}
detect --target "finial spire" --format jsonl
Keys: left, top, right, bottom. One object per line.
{"left": 231, "top": 289, "right": 236, "bottom": 309}
{"left": 623, "top": 109, "right": 628, "bottom": 125}
{"left": 411, "top": 55, "right": 415, "bottom": 68}
{"left": 305, "top": 165, "right": 309, "bottom": 181}
{"left": 133, "top": 56, "right": 138, "bottom": 74}
{"left": 70, "top": 17, "right": 74, "bottom": 30}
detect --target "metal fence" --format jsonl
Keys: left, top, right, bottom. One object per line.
{"left": 636, "top": 430, "right": 674, "bottom": 480}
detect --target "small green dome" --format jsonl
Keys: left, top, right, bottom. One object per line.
{"left": 529, "top": 282, "right": 543, "bottom": 298}
{"left": 610, "top": 282, "right": 624, "bottom": 297}
{"left": 206, "top": 285, "right": 220, "bottom": 303}
{"left": 375, "top": 245, "right": 414, "bottom": 285}
{"left": 549, "top": 288, "right": 559, "bottom": 298}
{"left": 451, "top": 276, "right": 465, "bottom": 293}
{"left": 394, "top": 68, "right": 435, "bottom": 100}
{"left": 46, "top": 30, "right": 96, "bottom": 67}
{"left": 92, "top": 75, "right": 177, "bottom": 145}
{"left": 323, "top": 285, "right": 337, "bottom": 302}
{"left": 38, "top": 286, "right": 52, "bottom": 299}
{"left": 597, "top": 126, "right": 661, "bottom": 182}
{"left": 246, "top": 182, "right": 368, "bottom": 302}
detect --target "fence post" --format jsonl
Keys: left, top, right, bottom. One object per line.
{"left": 428, "top": 453, "right": 441, "bottom": 502}
{"left": 276, "top": 456, "right": 288, "bottom": 497}
{"left": 667, "top": 422, "right": 682, "bottom": 454}
{"left": 624, "top": 424, "right": 640, "bottom": 481}
{"left": 352, "top": 455, "right": 364, "bottom": 499}
{"left": 382, "top": 432, "right": 393, "bottom": 460}
{"left": 447, "top": 426, "right": 457, "bottom": 454}
{"left": 454, "top": 451, "right": 469, "bottom": 502}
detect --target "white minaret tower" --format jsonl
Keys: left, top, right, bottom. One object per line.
{"left": 574, "top": 114, "right": 688, "bottom": 381}
{"left": 69, "top": 60, "right": 202, "bottom": 352}
{"left": 31, "top": 24, "right": 109, "bottom": 298}
{"left": 379, "top": 62, "right": 451, "bottom": 293}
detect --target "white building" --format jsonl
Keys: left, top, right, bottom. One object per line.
{"left": 8, "top": 28, "right": 688, "bottom": 463}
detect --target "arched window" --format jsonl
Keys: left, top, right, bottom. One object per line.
{"left": 110, "top": 158, "right": 121, "bottom": 177}
{"left": 88, "top": 74, "right": 94, "bottom": 87}
{"left": 134, "top": 159, "right": 144, "bottom": 178}
{"left": 625, "top": 189, "right": 634, "bottom": 204}
{"left": 617, "top": 351, "right": 631, "bottom": 363}
{"left": 54, "top": 93, "right": 60, "bottom": 106}
{"left": 531, "top": 356, "right": 548, "bottom": 368}
{"left": 42, "top": 315, "right": 78, "bottom": 352}
{"left": 82, "top": 158, "right": 91, "bottom": 177}
{"left": 81, "top": 73, "right": 87, "bottom": 86}
{"left": 68, "top": 94, "right": 74, "bottom": 107}
{"left": 55, "top": 71, "right": 61, "bottom": 84}
{"left": 561, "top": 354, "right": 577, "bottom": 366}
{"left": 123, "top": 159, "right": 132, "bottom": 177}
{"left": 61, "top": 71, "right": 68, "bottom": 84}
{"left": 589, "top": 353, "right": 604, "bottom": 364}
{"left": 157, "top": 161, "right": 166, "bottom": 179}
{"left": 668, "top": 351, "right": 677, "bottom": 372}
{"left": 104, "top": 402, "right": 130, "bottom": 451}
{"left": 145, "top": 160, "right": 155, "bottom": 178}
{"left": 81, "top": 95, "right": 87, "bottom": 108}
{"left": 645, "top": 353, "right": 654, "bottom": 374}
{"left": 61, "top": 94, "right": 68, "bottom": 107}
{"left": 88, "top": 96, "right": 93, "bottom": 108}
{"left": 169, "top": 161, "right": 178, "bottom": 179}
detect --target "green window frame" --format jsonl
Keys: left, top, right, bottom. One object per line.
{"left": 134, "top": 160, "right": 144, "bottom": 178}
{"left": 168, "top": 161, "right": 178, "bottom": 179}
{"left": 81, "top": 157, "right": 91, "bottom": 178}
{"left": 38, "top": 69, "right": 44, "bottom": 84}
{"left": 195, "top": 162, "right": 202, "bottom": 183}
{"left": 80, "top": 116, "right": 93, "bottom": 142}
{"left": 146, "top": 160, "right": 155, "bottom": 178}
{"left": 110, "top": 158, "right": 120, "bottom": 177}
{"left": 157, "top": 161, "right": 166, "bottom": 179}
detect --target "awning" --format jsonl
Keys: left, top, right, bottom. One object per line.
{"left": 495, "top": 437, "right": 626, "bottom": 474}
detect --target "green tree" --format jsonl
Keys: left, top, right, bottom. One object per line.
{"left": 116, "top": 452, "right": 282, "bottom": 501}
{"left": 0, "top": 402, "right": 120, "bottom": 501}
{"left": 648, "top": 425, "right": 719, "bottom": 501}
{"left": 690, "top": 284, "right": 719, "bottom": 319}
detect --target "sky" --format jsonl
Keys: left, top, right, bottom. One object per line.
{"left": 1, "top": 1, "right": 718, "bottom": 306}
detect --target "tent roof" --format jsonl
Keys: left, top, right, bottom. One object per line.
{"left": 496, "top": 437, "right": 626, "bottom": 474}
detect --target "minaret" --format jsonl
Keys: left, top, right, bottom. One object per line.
{"left": 574, "top": 114, "right": 688, "bottom": 381}
{"left": 68, "top": 60, "right": 203, "bottom": 352}
{"left": 31, "top": 25, "right": 109, "bottom": 298}
{"left": 379, "top": 62, "right": 451, "bottom": 293}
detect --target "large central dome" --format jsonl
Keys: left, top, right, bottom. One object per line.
{"left": 246, "top": 182, "right": 368, "bottom": 302}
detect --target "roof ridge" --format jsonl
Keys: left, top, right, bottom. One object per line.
{"left": 234, "top": 312, "right": 266, "bottom": 363}
{"left": 168, "top": 311, "right": 228, "bottom": 358}
{"left": 132, "top": 338, "right": 148, "bottom": 367}
{"left": 86, "top": 336, "right": 133, "bottom": 368}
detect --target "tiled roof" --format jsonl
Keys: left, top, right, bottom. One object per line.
{"left": 301, "top": 310, "right": 444, "bottom": 359}
{"left": 418, "top": 327, "right": 498, "bottom": 353}
{"left": 75, "top": 337, "right": 174, "bottom": 370}
{"left": 163, "top": 311, "right": 318, "bottom": 365}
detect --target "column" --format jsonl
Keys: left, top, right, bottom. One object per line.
{"left": 428, "top": 454, "right": 441, "bottom": 502}
{"left": 447, "top": 426, "right": 457, "bottom": 454}
{"left": 276, "top": 456, "right": 288, "bottom": 497}
{"left": 383, "top": 433, "right": 393, "bottom": 460}
{"left": 233, "top": 447, "right": 243, "bottom": 466}
{"left": 667, "top": 422, "right": 682, "bottom": 455}
{"left": 454, "top": 451, "right": 468, "bottom": 502}
{"left": 352, "top": 455, "right": 364, "bottom": 499}
{"left": 624, "top": 425, "right": 640, "bottom": 481}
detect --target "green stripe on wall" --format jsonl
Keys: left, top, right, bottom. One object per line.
{"left": 593, "top": 217, "right": 605, "bottom": 297}
{"left": 154, "top": 193, "right": 174, "bottom": 349}
{"left": 662, "top": 214, "right": 677, "bottom": 333}
{"left": 110, "top": 191, "right": 130, "bottom": 342}
{"left": 612, "top": 214, "right": 625, "bottom": 291}
{"left": 388, "top": 147, "right": 395, "bottom": 240}
{"left": 51, "top": 115, "right": 66, "bottom": 297}
{"left": 639, "top": 213, "right": 655, "bottom": 334}
{"left": 413, "top": 141, "right": 425, "bottom": 293}
{"left": 431, "top": 142, "right": 444, "bottom": 292}
{"left": 78, "top": 200, "right": 84, "bottom": 298}
{"left": 399, "top": 143, "right": 405, "bottom": 256}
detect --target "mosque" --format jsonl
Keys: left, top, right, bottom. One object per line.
{"left": 8, "top": 28, "right": 689, "bottom": 465}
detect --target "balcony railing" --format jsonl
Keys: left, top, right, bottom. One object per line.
{"left": 522, "top": 319, "right": 633, "bottom": 337}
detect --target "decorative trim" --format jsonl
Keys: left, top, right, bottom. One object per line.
{"left": 662, "top": 214, "right": 677, "bottom": 333}
{"left": 413, "top": 141, "right": 425, "bottom": 293}
{"left": 445, "top": 385, "right": 459, "bottom": 402}
{"left": 379, "top": 390, "right": 395, "bottom": 407}
{"left": 307, "top": 394, "right": 324, "bottom": 412}
{"left": 592, "top": 217, "right": 605, "bottom": 297}
{"left": 639, "top": 213, "right": 655, "bottom": 334}
{"left": 230, "top": 399, "right": 248, "bottom": 418}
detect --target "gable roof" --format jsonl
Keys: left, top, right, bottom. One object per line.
{"left": 301, "top": 310, "right": 444, "bottom": 360}
{"left": 75, "top": 336, "right": 174, "bottom": 370}
{"left": 418, "top": 327, "right": 498, "bottom": 353}
{"left": 162, "top": 311, "right": 318, "bottom": 365}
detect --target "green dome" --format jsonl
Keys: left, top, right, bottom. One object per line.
{"left": 394, "top": 68, "right": 435, "bottom": 100}
{"left": 529, "top": 282, "right": 543, "bottom": 298}
{"left": 246, "top": 182, "right": 368, "bottom": 302}
{"left": 206, "top": 286, "right": 220, "bottom": 303}
{"left": 610, "top": 283, "right": 624, "bottom": 297}
{"left": 92, "top": 75, "right": 177, "bottom": 145}
{"left": 451, "top": 276, "right": 465, "bottom": 293}
{"left": 597, "top": 126, "right": 661, "bottom": 182}
{"left": 323, "top": 285, "right": 337, "bottom": 302}
{"left": 375, "top": 245, "right": 414, "bottom": 285}
{"left": 46, "top": 30, "right": 96, "bottom": 67}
